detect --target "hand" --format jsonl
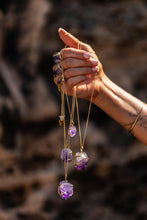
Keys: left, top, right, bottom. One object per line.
{"left": 53, "top": 28, "right": 106, "bottom": 101}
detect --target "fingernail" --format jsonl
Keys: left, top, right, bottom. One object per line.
{"left": 90, "top": 58, "right": 98, "bottom": 65}
{"left": 58, "top": 27, "right": 63, "bottom": 32}
{"left": 83, "top": 53, "right": 91, "bottom": 59}
{"left": 92, "top": 66, "right": 99, "bottom": 72}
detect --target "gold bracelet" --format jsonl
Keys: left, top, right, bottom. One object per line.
{"left": 128, "top": 106, "right": 143, "bottom": 133}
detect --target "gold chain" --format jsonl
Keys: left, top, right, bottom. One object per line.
{"left": 75, "top": 40, "right": 98, "bottom": 152}
{"left": 60, "top": 41, "right": 98, "bottom": 180}
{"left": 60, "top": 52, "right": 76, "bottom": 182}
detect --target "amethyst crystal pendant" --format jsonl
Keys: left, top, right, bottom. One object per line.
{"left": 69, "top": 126, "right": 76, "bottom": 137}
{"left": 58, "top": 181, "right": 73, "bottom": 200}
{"left": 60, "top": 148, "right": 72, "bottom": 162}
{"left": 74, "top": 152, "right": 89, "bottom": 170}
{"left": 57, "top": 77, "right": 62, "bottom": 84}
{"left": 53, "top": 52, "right": 61, "bottom": 63}
{"left": 54, "top": 66, "right": 62, "bottom": 77}
{"left": 58, "top": 115, "right": 65, "bottom": 126}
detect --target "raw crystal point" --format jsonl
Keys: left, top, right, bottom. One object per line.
{"left": 69, "top": 126, "right": 76, "bottom": 137}
{"left": 57, "top": 77, "right": 62, "bottom": 84}
{"left": 58, "top": 181, "right": 73, "bottom": 200}
{"left": 59, "top": 115, "right": 65, "bottom": 121}
{"left": 58, "top": 115, "right": 65, "bottom": 126}
{"left": 60, "top": 148, "right": 72, "bottom": 162}
{"left": 53, "top": 52, "right": 61, "bottom": 63}
{"left": 74, "top": 152, "right": 89, "bottom": 170}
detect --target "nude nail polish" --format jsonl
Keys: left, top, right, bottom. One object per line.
{"left": 90, "top": 59, "right": 98, "bottom": 65}
{"left": 83, "top": 53, "right": 91, "bottom": 59}
{"left": 92, "top": 66, "right": 99, "bottom": 72}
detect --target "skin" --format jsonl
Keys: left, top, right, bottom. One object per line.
{"left": 53, "top": 28, "right": 147, "bottom": 145}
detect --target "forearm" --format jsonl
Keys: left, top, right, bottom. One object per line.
{"left": 93, "top": 75, "right": 147, "bottom": 145}
{"left": 55, "top": 28, "right": 147, "bottom": 144}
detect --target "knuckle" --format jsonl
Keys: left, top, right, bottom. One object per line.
{"left": 66, "top": 79, "right": 73, "bottom": 88}
{"left": 63, "top": 58, "right": 71, "bottom": 69}
{"left": 60, "top": 48, "right": 65, "bottom": 58}
{"left": 83, "top": 43, "right": 93, "bottom": 52}
{"left": 64, "top": 69, "right": 71, "bottom": 79}
{"left": 61, "top": 48, "right": 71, "bottom": 59}
{"left": 64, "top": 68, "right": 74, "bottom": 79}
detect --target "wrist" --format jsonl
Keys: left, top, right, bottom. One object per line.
{"left": 93, "top": 73, "right": 111, "bottom": 108}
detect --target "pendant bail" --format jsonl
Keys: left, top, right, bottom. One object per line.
{"left": 80, "top": 145, "right": 84, "bottom": 152}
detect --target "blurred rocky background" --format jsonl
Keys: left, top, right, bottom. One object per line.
{"left": 0, "top": 0, "right": 147, "bottom": 219}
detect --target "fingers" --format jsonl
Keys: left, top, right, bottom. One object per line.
{"left": 66, "top": 75, "right": 89, "bottom": 90}
{"left": 61, "top": 57, "right": 98, "bottom": 70}
{"left": 55, "top": 75, "right": 90, "bottom": 96}
{"left": 61, "top": 47, "right": 95, "bottom": 60}
{"left": 53, "top": 28, "right": 101, "bottom": 95}
{"left": 59, "top": 28, "right": 93, "bottom": 52}
{"left": 64, "top": 66, "right": 99, "bottom": 80}
{"left": 53, "top": 55, "right": 99, "bottom": 87}
{"left": 58, "top": 28, "right": 78, "bottom": 48}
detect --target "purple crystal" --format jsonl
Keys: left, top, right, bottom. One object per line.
{"left": 54, "top": 67, "right": 62, "bottom": 76}
{"left": 53, "top": 69, "right": 61, "bottom": 77}
{"left": 58, "top": 181, "right": 73, "bottom": 200}
{"left": 57, "top": 77, "right": 62, "bottom": 84}
{"left": 74, "top": 152, "right": 89, "bottom": 170}
{"left": 60, "top": 148, "right": 72, "bottom": 162}
{"left": 69, "top": 126, "right": 76, "bottom": 137}
{"left": 53, "top": 52, "right": 61, "bottom": 63}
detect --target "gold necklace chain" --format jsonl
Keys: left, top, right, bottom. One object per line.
{"left": 60, "top": 59, "right": 76, "bottom": 182}
{"left": 60, "top": 42, "right": 98, "bottom": 181}
{"left": 75, "top": 76, "right": 96, "bottom": 152}
{"left": 75, "top": 41, "right": 98, "bottom": 152}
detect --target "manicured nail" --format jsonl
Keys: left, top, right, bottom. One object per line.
{"left": 90, "top": 58, "right": 98, "bottom": 65}
{"left": 83, "top": 53, "right": 91, "bottom": 59}
{"left": 92, "top": 66, "right": 99, "bottom": 72}
{"left": 58, "top": 27, "right": 63, "bottom": 32}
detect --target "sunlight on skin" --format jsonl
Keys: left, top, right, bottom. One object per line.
{"left": 53, "top": 28, "right": 147, "bottom": 145}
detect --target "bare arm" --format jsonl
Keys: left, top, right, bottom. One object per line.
{"left": 53, "top": 28, "right": 147, "bottom": 145}
{"left": 93, "top": 75, "right": 147, "bottom": 145}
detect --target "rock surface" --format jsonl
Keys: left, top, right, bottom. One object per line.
{"left": 0, "top": 0, "right": 147, "bottom": 219}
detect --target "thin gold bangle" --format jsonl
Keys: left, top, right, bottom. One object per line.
{"left": 128, "top": 106, "right": 143, "bottom": 133}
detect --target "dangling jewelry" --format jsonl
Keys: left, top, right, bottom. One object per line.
{"left": 53, "top": 49, "right": 76, "bottom": 199}
{"left": 68, "top": 87, "right": 76, "bottom": 138}
{"left": 74, "top": 151, "right": 89, "bottom": 170}
{"left": 58, "top": 180, "right": 73, "bottom": 200}
{"left": 69, "top": 125, "right": 76, "bottom": 137}
{"left": 74, "top": 86, "right": 89, "bottom": 171}
{"left": 53, "top": 39, "right": 99, "bottom": 199}
{"left": 74, "top": 40, "right": 98, "bottom": 171}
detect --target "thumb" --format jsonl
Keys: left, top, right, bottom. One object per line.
{"left": 58, "top": 28, "right": 93, "bottom": 52}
